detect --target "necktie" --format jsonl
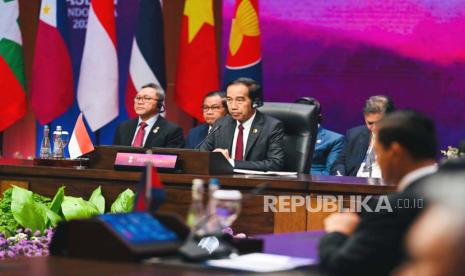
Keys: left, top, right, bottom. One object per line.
{"left": 234, "top": 124, "right": 244, "bottom": 160}
{"left": 132, "top": 122, "right": 147, "bottom": 147}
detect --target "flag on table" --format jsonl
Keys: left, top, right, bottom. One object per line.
{"left": 126, "top": 0, "right": 166, "bottom": 118}
{"left": 224, "top": 0, "right": 262, "bottom": 89}
{"left": 133, "top": 164, "right": 165, "bottom": 212}
{"left": 31, "top": 0, "right": 73, "bottom": 125}
{"left": 68, "top": 113, "right": 94, "bottom": 159}
{"left": 0, "top": 0, "right": 27, "bottom": 132}
{"left": 175, "top": 0, "right": 219, "bottom": 122}
{"left": 77, "top": 0, "right": 118, "bottom": 131}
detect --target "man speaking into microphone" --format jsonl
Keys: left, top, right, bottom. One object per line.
{"left": 200, "top": 78, "right": 284, "bottom": 171}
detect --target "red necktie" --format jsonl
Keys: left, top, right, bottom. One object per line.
{"left": 235, "top": 124, "right": 244, "bottom": 160}
{"left": 132, "top": 122, "right": 147, "bottom": 147}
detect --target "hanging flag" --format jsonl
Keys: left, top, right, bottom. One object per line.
{"left": 77, "top": 0, "right": 118, "bottom": 131}
{"left": 133, "top": 163, "right": 166, "bottom": 212}
{"left": 31, "top": 0, "right": 73, "bottom": 125}
{"left": 125, "top": 0, "right": 166, "bottom": 118}
{"left": 68, "top": 113, "right": 94, "bottom": 159}
{"left": 224, "top": 0, "right": 262, "bottom": 89}
{"left": 175, "top": 0, "right": 220, "bottom": 122}
{"left": 0, "top": 0, "right": 27, "bottom": 132}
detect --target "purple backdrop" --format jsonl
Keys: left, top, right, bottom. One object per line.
{"left": 223, "top": 0, "right": 465, "bottom": 149}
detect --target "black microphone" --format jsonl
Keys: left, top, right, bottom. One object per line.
{"left": 193, "top": 125, "right": 221, "bottom": 150}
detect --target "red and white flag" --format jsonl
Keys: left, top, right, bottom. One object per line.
{"left": 31, "top": 0, "right": 73, "bottom": 125}
{"left": 68, "top": 113, "right": 94, "bottom": 159}
{"left": 77, "top": 0, "right": 118, "bottom": 131}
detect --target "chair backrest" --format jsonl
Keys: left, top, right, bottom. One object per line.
{"left": 258, "top": 102, "right": 318, "bottom": 173}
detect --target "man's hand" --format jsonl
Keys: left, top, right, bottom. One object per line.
{"left": 324, "top": 212, "right": 361, "bottom": 236}
{"left": 213, "top": 148, "right": 231, "bottom": 160}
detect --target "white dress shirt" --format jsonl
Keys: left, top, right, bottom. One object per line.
{"left": 356, "top": 135, "right": 382, "bottom": 178}
{"left": 131, "top": 114, "right": 159, "bottom": 146}
{"left": 228, "top": 111, "right": 257, "bottom": 167}
{"left": 397, "top": 164, "right": 437, "bottom": 191}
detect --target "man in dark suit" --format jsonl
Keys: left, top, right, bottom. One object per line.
{"left": 113, "top": 83, "right": 184, "bottom": 148}
{"left": 331, "top": 95, "right": 395, "bottom": 177}
{"left": 295, "top": 97, "right": 344, "bottom": 175}
{"left": 319, "top": 110, "right": 438, "bottom": 276}
{"left": 185, "top": 91, "right": 228, "bottom": 149}
{"left": 200, "top": 78, "right": 284, "bottom": 171}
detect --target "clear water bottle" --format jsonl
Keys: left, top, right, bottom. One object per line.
{"left": 186, "top": 179, "right": 205, "bottom": 232}
{"left": 39, "top": 125, "right": 51, "bottom": 159}
{"left": 52, "top": 126, "right": 63, "bottom": 158}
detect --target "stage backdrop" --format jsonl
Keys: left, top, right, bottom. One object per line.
{"left": 223, "top": 0, "right": 465, "bottom": 149}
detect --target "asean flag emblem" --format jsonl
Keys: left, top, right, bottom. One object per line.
{"left": 226, "top": 0, "right": 261, "bottom": 69}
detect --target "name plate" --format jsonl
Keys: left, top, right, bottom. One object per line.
{"left": 114, "top": 152, "right": 178, "bottom": 171}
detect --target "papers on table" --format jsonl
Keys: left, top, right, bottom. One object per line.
{"left": 206, "top": 253, "right": 316, "bottom": 272}
{"left": 233, "top": 169, "right": 298, "bottom": 176}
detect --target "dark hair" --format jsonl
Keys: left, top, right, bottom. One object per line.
{"left": 377, "top": 110, "right": 437, "bottom": 160}
{"left": 227, "top": 77, "right": 262, "bottom": 108}
{"left": 364, "top": 95, "right": 395, "bottom": 115}
{"left": 141, "top": 83, "right": 164, "bottom": 109}
{"left": 204, "top": 90, "right": 227, "bottom": 110}
{"left": 295, "top": 97, "right": 322, "bottom": 123}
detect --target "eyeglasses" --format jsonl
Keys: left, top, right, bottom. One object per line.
{"left": 202, "top": 105, "right": 224, "bottom": 112}
{"left": 134, "top": 96, "right": 158, "bottom": 103}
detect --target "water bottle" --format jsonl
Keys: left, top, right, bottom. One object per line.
{"left": 186, "top": 179, "right": 205, "bottom": 232}
{"left": 39, "top": 125, "right": 52, "bottom": 159}
{"left": 52, "top": 126, "right": 63, "bottom": 158}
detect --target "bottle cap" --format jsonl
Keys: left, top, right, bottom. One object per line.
{"left": 213, "top": 190, "right": 242, "bottom": 200}
{"left": 56, "top": 125, "right": 62, "bottom": 131}
{"left": 209, "top": 178, "right": 220, "bottom": 186}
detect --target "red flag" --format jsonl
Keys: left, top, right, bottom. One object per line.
{"left": 175, "top": 0, "right": 219, "bottom": 122}
{"left": 133, "top": 164, "right": 165, "bottom": 212}
{"left": 31, "top": 0, "right": 73, "bottom": 125}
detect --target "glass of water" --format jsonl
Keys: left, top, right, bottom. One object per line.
{"left": 212, "top": 190, "right": 242, "bottom": 229}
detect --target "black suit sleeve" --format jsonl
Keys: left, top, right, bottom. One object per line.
{"left": 234, "top": 121, "right": 285, "bottom": 171}
{"left": 113, "top": 124, "right": 123, "bottom": 145}
{"left": 165, "top": 126, "right": 185, "bottom": 148}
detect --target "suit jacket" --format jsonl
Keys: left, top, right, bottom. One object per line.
{"left": 185, "top": 123, "right": 209, "bottom": 149}
{"left": 311, "top": 127, "right": 344, "bottom": 175}
{"left": 318, "top": 178, "right": 430, "bottom": 276}
{"left": 330, "top": 125, "right": 370, "bottom": 176}
{"left": 200, "top": 111, "right": 285, "bottom": 171}
{"left": 113, "top": 116, "right": 185, "bottom": 148}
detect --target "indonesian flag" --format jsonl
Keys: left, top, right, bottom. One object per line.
{"left": 68, "top": 113, "right": 94, "bottom": 159}
{"left": 133, "top": 163, "right": 165, "bottom": 212}
{"left": 126, "top": 0, "right": 166, "bottom": 118}
{"left": 31, "top": 0, "right": 73, "bottom": 125}
{"left": 0, "top": 0, "right": 27, "bottom": 132}
{"left": 175, "top": 0, "right": 220, "bottom": 122}
{"left": 77, "top": 0, "right": 118, "bottom": 131}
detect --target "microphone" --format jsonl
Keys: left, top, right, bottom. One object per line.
{"left": 193, "top": 125, "right": 221, "bottom": 150}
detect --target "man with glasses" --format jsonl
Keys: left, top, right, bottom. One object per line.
{"left": 330, "top": 95, "right": 395, "bottom": 177}
{"left": 113, "top": 83, "right": 184, "bottom": 148}
{"left": 185, "top": 91, "right": 228, "bottom": 149}
{"left": 200, "top": 78, "right": 284, "bottom": 171}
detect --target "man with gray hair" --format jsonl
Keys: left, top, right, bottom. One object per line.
{"left": 113, "top": 83, "right": 185, "bottom": 148}
{"left": 331, "top": 95, "right": 395, "bottom": 176}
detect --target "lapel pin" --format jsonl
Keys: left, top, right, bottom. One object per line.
{"left": 153, "top": 126, "right": 160, "bottom": 134}
{"left": 253, "top": 128, "right": 258, "bottom": 134}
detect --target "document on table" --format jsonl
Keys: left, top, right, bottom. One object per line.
{"left": 233, "top": 169, "right": 298, "bottom": 176}
{"left": 206, "top": 253, "right": 316, "bottom": 272}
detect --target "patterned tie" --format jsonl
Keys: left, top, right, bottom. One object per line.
{"left": 132, "top": 122, "right": 147, "bottom": 147}
{"left": 234, "top": 124, "right": 244, "bottom": 160}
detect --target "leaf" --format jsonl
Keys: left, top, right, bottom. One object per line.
{"left": 89, "top": 186, "right": 105, "bottom": 214}
{"left": 37, "top": 202, "right": 63, "bottom": 228}
{"left": 49, "top": 186, "right": 65, "bottom": 214}
{"left": 11, "top": 186, "right": 47, "bottom": 232}
{"left": 61, "top": 196, "right": 100, "bottom": 220}
{"left": 110, "top": 189, "right": 135, "bottom": 213}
